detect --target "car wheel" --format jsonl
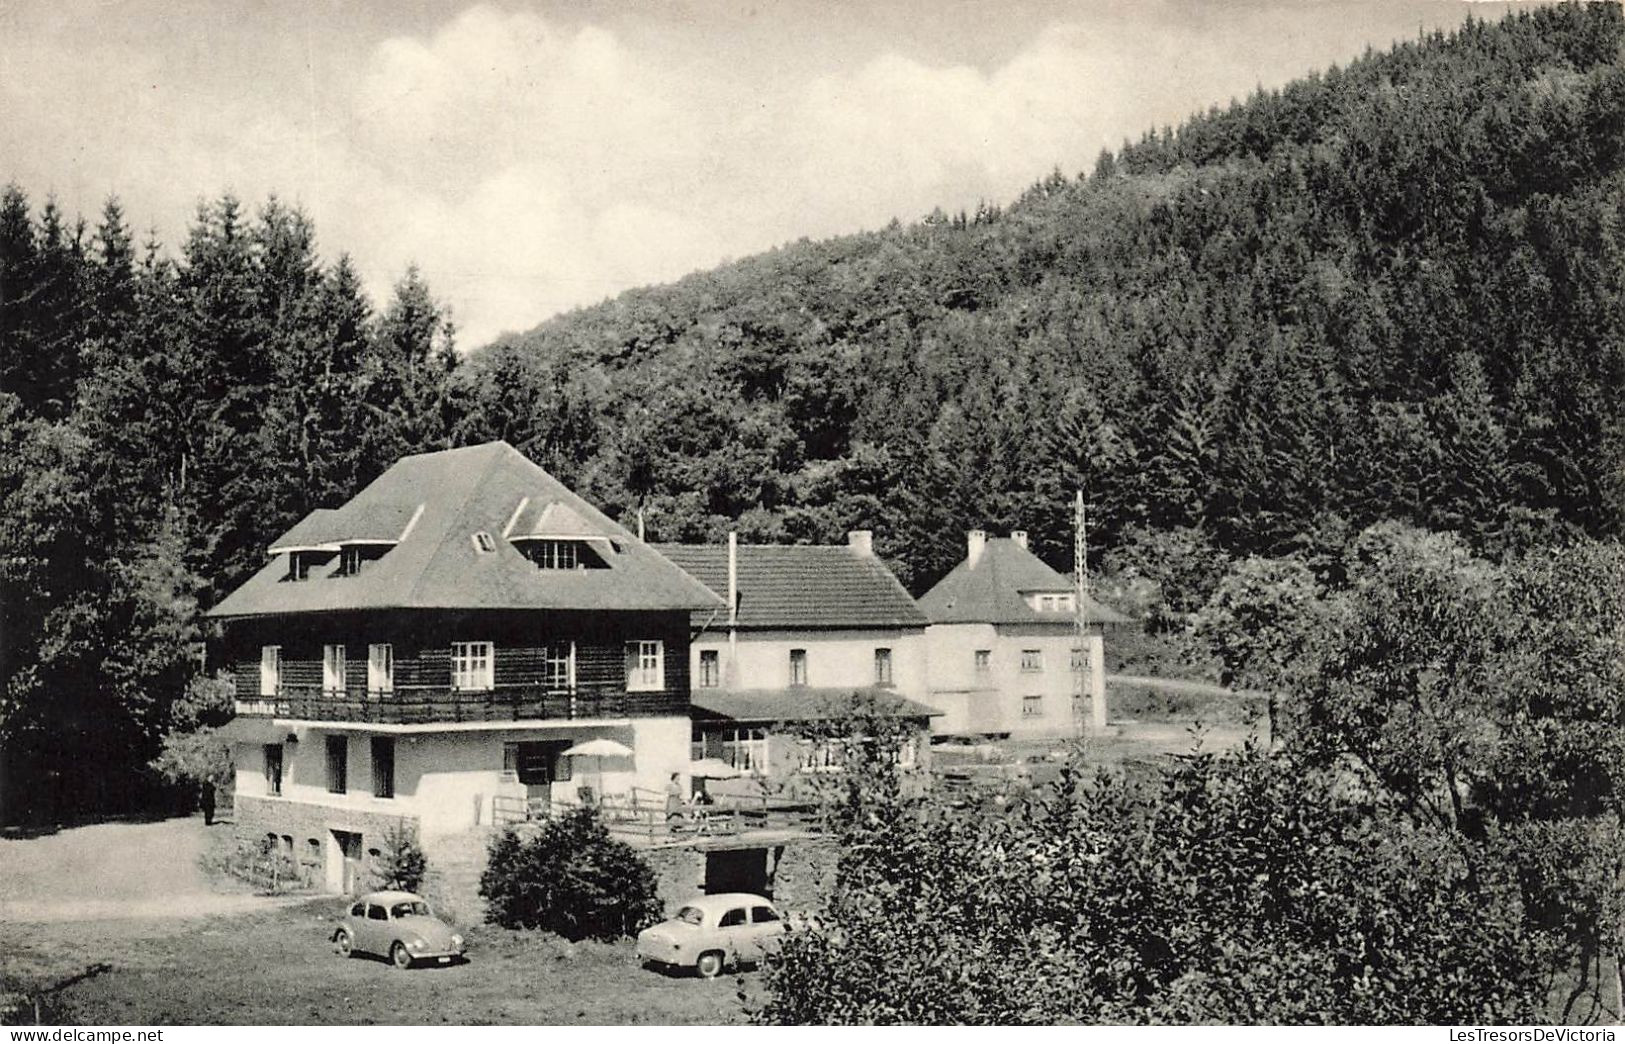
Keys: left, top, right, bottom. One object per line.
{"left": 695, "top": 951, "right": 725, "bottom": 979}
{"left": 334, "top": 930, "right": 354, "bottom": 958}
{"left": 390, "top": 942, "right": 413, "bottom": 970}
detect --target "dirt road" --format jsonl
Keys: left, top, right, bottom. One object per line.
{"left": 0, "top": 816, "right": 283, "bottom": 923}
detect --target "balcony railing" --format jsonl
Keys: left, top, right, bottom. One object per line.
{"left": 234, "top": 681, "right": 686, "bottom": 725}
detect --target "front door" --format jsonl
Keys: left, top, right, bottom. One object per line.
{"left": 329, "top": 829, "right": 364, "bottom": 893}
{"left": 514, "top": 742, "right": 571, "bottom": 817}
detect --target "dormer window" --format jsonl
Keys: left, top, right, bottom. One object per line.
{"left": 532, "top": 539, "right": 576, "bottom": 570}
{"left": 518, "top": 538, "right": 611, "bottom": 570}
{"left": 284, "top": 549, "right": 335, "bottom": 581}
{"left": 1028, "top": 592, "right": 1076, "bottom": 613}
{"left": 336, "top": 544, "right": 389, "bottom": 577}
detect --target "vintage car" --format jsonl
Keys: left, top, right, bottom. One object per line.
{"left": 636, "top": 892, "right": 786, "bottom": 977}
{"left": 332, "top": 890, "right": 466, "bottom": 968}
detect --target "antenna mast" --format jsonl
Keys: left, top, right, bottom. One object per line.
{"left": 1073, "top": 490, "right": 1087, "bottom": 739}
{"left": 1074, "top": 489, "right": 1107, "bottom": 735}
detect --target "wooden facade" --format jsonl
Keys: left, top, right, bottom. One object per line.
{"left": 224, "top": 608, "right": 692, "bottom": 725}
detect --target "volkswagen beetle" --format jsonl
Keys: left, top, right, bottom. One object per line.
{"left": 332, "top": 890, "right": 466, "bottom": 968}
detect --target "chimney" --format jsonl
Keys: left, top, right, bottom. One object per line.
{"left": 967, "top": 529, "right": 987, "bottom": 565}
{"left": 727, "top": 531, "right": 739, "bottom": 627}
{"left": 726, "top": 531, "right": 740, "bottom": 688}
{"left": 847, "top": 530, "right": 874, "bottom": 556}
{"left": 1011, "top": 530, "right": 1028, "bottom": 549}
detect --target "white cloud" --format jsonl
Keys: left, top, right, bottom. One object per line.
{"left": 0, "top": 1, "right": 1483, "bottom": 348}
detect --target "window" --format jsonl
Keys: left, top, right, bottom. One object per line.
{"left": 471, "top": 531, "right": 497, "bottom": 554}
{"left": 371, "top": 737, "right": 394, "bottom": 799}
{"left": 323, "top": 644, "right": 347, "bottom": 693}
{"left": 285, "top": 551, "right": 319, "bottom": 581}
{"left": 366, "top": 903, "right": 387, "bottom": 921}
{"left": 752, "top": 906, "right": 781, "bottom": 924}
{"left": 1029, "top": 592, "right": 1076, "bottom": 612}
{"left": 719, "top": 908, "right": 748, "bottom": 928}
{"left": 974, "top": 649, "right": 991, "bottom": 675}
{"left": 504, "top": 741, "right": 570, "bottom": 784}
{"left": 626, "top": 640, "right": 664, "bottom": 692}
{"left": 874, "top": 648, "right": 893, "bottom": 686}
{"left": 1022, "top": 694, "right": 1044, "bottom": 718}
{"left": 350, "top": 901, "right": 365, "bottom": 917}
{"left": 1070, "top": 647, "right": 1085, "bottom": 673}
{"left": 789, "top": 648, "right": 808, "bottom": 687}
{"left": 719, "top": 727, "right": 768, "bottom": 775}
{"left": 698, "top": 649, "right": 720, "bottom": 688}
{"left": 800, "top": 740, "right": 845, "bottom": 774}
{"left": 339, "top": 546, "right": 361, "bottom": 576}
{"left": 1020, "top": 649, "right": 1043, "bottom": 673}
{"left": 531, "top": 539, "right": 577, "bottom": 570}
{"left": 326, "top": 735, "right": 347, "bottom": 794}
{"left": 259, "top": 645, "right": 282, "bottom": 697}
{"left": 263, "top": 744, "right": 283, "bottom": 796}
{"left": 452, "top": 641, "right": 494, "bottom": 691}
{"left": 543, "top": 641, "right": 574, "bottom": 690}
{"left": 368, "top": 644, "right": 393, "bottom": 694}
{"left": 896, "top": 738, "right": 917, "bottom": 768}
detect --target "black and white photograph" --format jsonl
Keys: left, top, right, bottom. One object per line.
{"left": 1, "top": 0, "right": 1622, "bottom": 1030}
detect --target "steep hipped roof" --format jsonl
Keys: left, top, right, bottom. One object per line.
{"left": 652, "top": 543, "right": 928, "bottom": 631}
{"left": 508, "top": 501, "right": 610, "bottom": 543}
{"left": 917, "top": 537, "right": 1131, "bottom": 627}
{"left": 208, "top": 441, "right": 722, "bottom": 617}
{"left": 268, "top": 503, "right": 421, "bottom": 552}
{"left": 692, "top": 688, "right": 941, "bottom": 723}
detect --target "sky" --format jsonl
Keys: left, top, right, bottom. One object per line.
{"left": 0, "top": 0, "right": 1525, "bottom": 348}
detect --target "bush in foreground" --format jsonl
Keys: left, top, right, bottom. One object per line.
{"left": 757, "top": 746, "right": 1557, "bottom": 1025}
{"left": 479, "top": 808, "right": 662, "bottom": 941}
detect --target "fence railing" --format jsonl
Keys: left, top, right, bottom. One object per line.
{"left": 488, "top": 788, "right": 821, "bottom": 843}
{"left": 234, "top": 682, "right": 686, "bottom": 724}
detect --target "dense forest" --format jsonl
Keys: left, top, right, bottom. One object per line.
{"left": 2, "top": 4, "right": 1622, "bottom": 824}
{"left": 467, "top": 4, "right": 1624, "bottom": 596}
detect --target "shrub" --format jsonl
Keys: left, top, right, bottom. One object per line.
{"left": 374, "top": 819, "right": 428, "bottom": 894}
{"left": 478, "top": 808, "right": 662, "bottom": 941}
{"left": 757, "top": 745, "right": 1556, "bottom": 1025}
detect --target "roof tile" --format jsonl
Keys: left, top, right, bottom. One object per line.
{"left": 653, "top": 543, "right": 928, "bottom": 630}
{"left": 917, "top": 537, "right": 1131, "bottom": 626}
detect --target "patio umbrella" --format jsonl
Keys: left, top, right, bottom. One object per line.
{"left": 562, "top": 738, "right": 634, "bottom": 802}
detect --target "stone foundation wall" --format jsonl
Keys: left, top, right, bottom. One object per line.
{"left": 646, "top": 847, "right": 707, "bottom": 912}
{"left": 642, "top": 838, "right": 838, "bottom": 914}
{"left": 768, "top": 839, "right": 837, "bottom": 912}
{"left": 235, "top": 794, "right": 420, "bottom": 891}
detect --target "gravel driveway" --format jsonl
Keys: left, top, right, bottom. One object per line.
{"left": 0, "top": 816, "right": 286, "bottom": 923}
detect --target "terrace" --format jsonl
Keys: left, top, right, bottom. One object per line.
{"left": 231, "top": 681, "right": 687, "bottom": 726}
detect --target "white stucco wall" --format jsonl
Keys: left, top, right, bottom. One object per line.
{"left": 923, "top": 623, "right": 1104, "bottom": 738}
{"left": 689, "top": 628, "right": 928, "bottom": 701}
{"left": 231, "top": 716, "right": 691, "bottom": 837}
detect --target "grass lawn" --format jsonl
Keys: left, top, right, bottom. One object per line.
{"left": 11, "top": 899, "right": 759, "bottom": 1025}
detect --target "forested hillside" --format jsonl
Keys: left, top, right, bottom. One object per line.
{"left": 463, "top": 3, "right": 1624, "bottom": 592}
{"left": 2, "top": 3, "right": 1621, "bottom": 822}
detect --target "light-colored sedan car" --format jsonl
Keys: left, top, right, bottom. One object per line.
{"left": 636, "top": 892, "right": 786, "bottom": 978}
{"left": 332, "top": 890, "right": 467, "bottom": 969}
